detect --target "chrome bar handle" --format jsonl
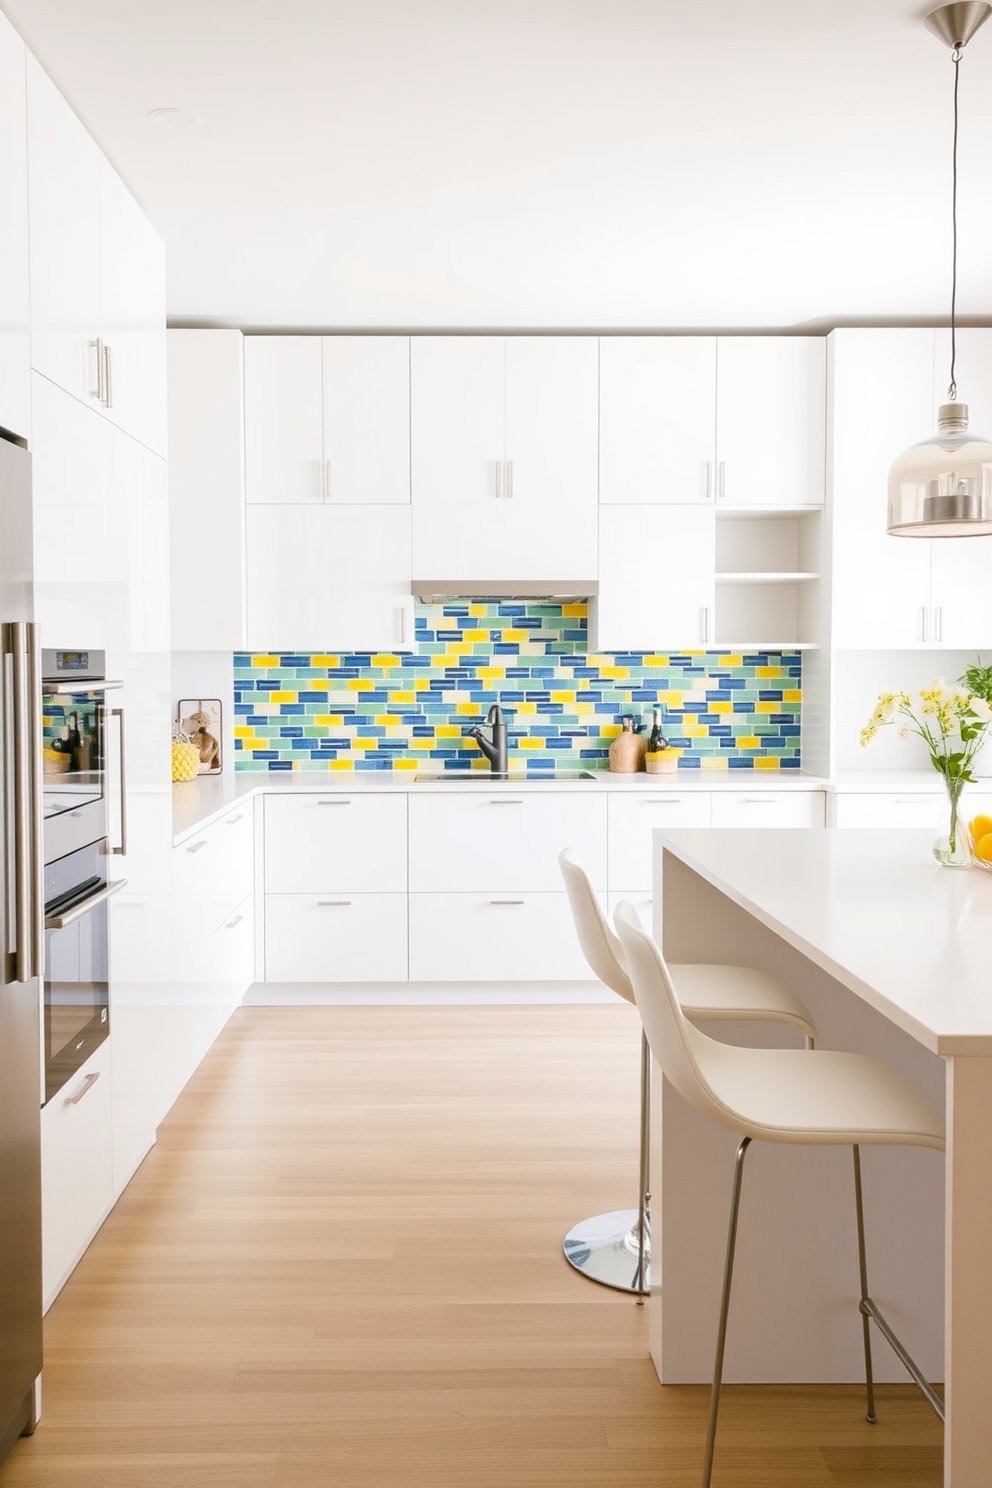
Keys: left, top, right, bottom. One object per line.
{"left": 493, "top": 460, "right": 501, "bottom": 500}
{"left": 88, "top": 338, "right": 104, "bottom": 403}
{"left": 919, "top": 606, "right": 928, "bottom": 642}
{"left": 110, "top": 707, "right": 128, "bottom": 855}
{"left": 489, "top": 899, "right": 525, "bottom": 905}
{"left": 704, "top": 461, "right": 712, "bottom": 500}
{"left": 701, "top": 606, "right": 711, "bottom": 643}
{"left": 26, "top": 624, "right": 44, "bottom": 974}
{"left": 325, "top": 460, "right": 332, "bottom": 502}
{"left": 505, "top": 459, "right": 513, "bottom": 500}
{"left": 64, "top": 1070, "right": 100, "bottom": 1107}
{"left": 933, "top": 605, "right": 943, "bottom": 642}
{"left": 102, "top": 342, "right": 113, "bottom": 409}
{"left": 318, "top": 799, "right": 351, "bottom": 806}
{"left": 398, "top": 605, "right": 408, "bottom": 646}
{"left": 717, "top": 461, "right": 726, "bottom": 499}
{"left": 10, "top": 622, "right": 32, "bottom": 982}
{"left": 318, "top": 899, "right": 352, "bottom": 907}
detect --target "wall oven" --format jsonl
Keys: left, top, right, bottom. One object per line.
{"left": 41, "top": 650, "right": 126, "bottom": 1105}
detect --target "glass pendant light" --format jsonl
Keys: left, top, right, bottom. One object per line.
{"left": 888, "top": 0, "right": 992, "bottom": 537}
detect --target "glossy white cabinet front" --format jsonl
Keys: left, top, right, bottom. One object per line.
{"left": 264, "top": 794, "right": 407, "bottom": 893}
{"left": 710, "top": 790, "right": 824, "bottom": 828}
{"left": 408, "top": 791, "right": 607, "bottom": 892}
{"left": 0, "top": 10, "right": 30, "bottom": 440}
{"left": 608, "top": 790, "right": 714, "bottom": 892}
{"left": 41, "top": 1043, "right": 113, "bottom": 1311}
{"left": 264, "top": 893, "right": 408, "bottom": 982}
{"left": 408, "top": 892, "right": 592, "bottom": 982}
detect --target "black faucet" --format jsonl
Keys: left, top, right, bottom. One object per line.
{"left": 467, "top": 704, "right": 508, "bottom": 778}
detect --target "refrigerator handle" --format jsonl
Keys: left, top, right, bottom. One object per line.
{"left": 110, "top": 707, "right": 128, "bottom": 856}
{"left": 27, "top": 624, "right": 44, "bottom": 975}
{"left": 9, "top": 622, "right": 42, "bottom": 984}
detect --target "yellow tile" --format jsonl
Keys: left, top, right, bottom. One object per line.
{"left": 457, "top": 702, "right": 479, "bottom": 715}
{"left": 755, "top": 756, "right": 781, "bottom": 769}
{"left": 350, "top": 738, "right": 376, "bottom": 750}
{"left": 575, "top": 702, "right": 596, "bottom": 716}
{"left": 757, "top": 666, "right": 780, "bottom": 678}
{"left": 372, "top": 655, "right": 401, "bottom": 668}
{"left": 328, "top": 759, "right": 352, "bottom": 771}
{"left": 234, "top": 725, "right": 254, "bottom": 738}
{"left": 251, "top": 655, "right": 279, "bottom": 667}
{"left": 599, "top": 667, "right": 629, "bottom": 680}
{"left": 390, "top": 692, "right": 416, "bottom": 704}
{"left": 437, "top": 725, "right": 462, "bottom": 738}
{"left": 737, "top": 736, "right": 761, "bottom": 748}
{"left": 718, "top": 655, "right": 742, "bottom": 667}
{"left": 683, "top": 723, "right": 708, "bottom": 738}
{"left": 269, "top": 690, "right": 297, "bottom": 704}
{"left": 700, "top": 755, "right": 729, "bottom": 769}
{"left": 515, "top": 701, "right": 537, "bottom": 715}
{"left": 307, "top": 679, "right": 331, "bottom": 692}
{"left": 711, "top": 701, "right": 733, "bottom": 715}
{"left": 469, "top": 604, "right": 488, "bottom": 617}
{"left": 785, "top": 690, "right": 802, "bottom": 702}
{"left": 657, "top": 691, "right": 683, "bottom": 708}
{"left": 643, "top": 655, "right": 670, "bottom": 667}
{"left": 500, "top": 629, "right": 527, "bottom": 642}
{"left": 552, "top": 691, "right": 576, "bottom": 704}
{"left": 562, "top": 604, "right": 586, "bottom": 617}
{"left": 477, "top": 666, "right": 505, "bottom": 679}
{"left": 347, "top": 679, "right": 375, "bottom": 691}
{"left": 394, "top": 758, "right": 418, "bottom": 771}
{"left": 310, "top": 654, "right": 339, "bottom": 667}
{"left": 463, "top": 629, "right": 490, "bottom": 642}
{"left": 756, "top": 700, "right": 777, "bottom": 713}
{"left": 519, "top": 739, "right": 545, "bottom": 751}
{"left": 313, "top": 714, "right": 343, "bottom": 727}
{"left": 415, "top": 678, "right": 431, "bottom": 691}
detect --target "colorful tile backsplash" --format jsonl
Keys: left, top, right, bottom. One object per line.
{"left": 233, "top": 602, "right": 802, "bottom": 772}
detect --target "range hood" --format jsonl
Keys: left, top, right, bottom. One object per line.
{"left": 412, "top": 579, "right": 598, "bottom": 602}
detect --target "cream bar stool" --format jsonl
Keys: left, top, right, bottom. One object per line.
{"left": 614, "top": 900, "right": 945, "bottom": 1488}
{"left": 558, "top": 849, "right": 817, "bottom": 1299}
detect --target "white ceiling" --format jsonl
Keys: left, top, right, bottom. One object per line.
{"left": 4, "top": 0, "right": 992, "bottom": 333}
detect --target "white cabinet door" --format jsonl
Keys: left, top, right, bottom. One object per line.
{"left": 264, "top": 794, "right": 407, "bottom": 893}
{"left": 408, "top": 792, "right": 607, "bottom": 893}
{"left": 0, "top": 12, "right": 30, "bottom": 441}
{"left": 832, "top": 792, "right": 943, "bottom": 828}
{"left": 213, "top": 891, "right": 254, "bottom": 1034}
{"left": 710, "top": 791, "right": 824, "bottom": 828}
{"left": 244, "top": 336, "right": 324, "bottom": 503}
{"left": 408, "top": 892, "right": 594, "bottom": 981}
{"left": 246, "top": 504, "right": 413, "bottom": 652}
{"left": 30, "top": 374, "right": 108, "bottom": 649}
{"left": 599, "top": 337, "right": 717, "bottom": 504}
{"left": 41, "top": 1043, "right": 113, "bottom": 1310}
{"left": 323, "top": 336, "right": 410, "bottom": 504}
{"left": 410, "top": 336, "right": 505, "bottom": 507}
{"left": 98, "top": 158, "right": 167, "bottom": 457}
{"left": 608, "top": 790, "right": 713, "bottom": 892}
{"left": 265, "top": 893, "right": 408, "bottom": 981}
{"left": 411, "top": 336, "right": 598, "bottom": 579}
{"left": 595, "top": 505, "right": 715, "bottom": 650}
{"left": 167, "top": 329, "right": 247, "bottom": 650}
{"left": 830, "top": 329, "right": 937, "bottom": 648}
{"left": 26, "top": 56, "right": 102, "bottom": 409}
{"left": 716, "top": 338, "right": 826, "bottom": 508}
{"left": 109, "top": 893, "right": 173, "bottom": 1194}
{"left": 929, "top": 538, "right": 992, "bottom": 649}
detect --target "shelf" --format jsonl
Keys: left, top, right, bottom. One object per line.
{"left": 715, "top": 571, "right": 819, "bottom": 585}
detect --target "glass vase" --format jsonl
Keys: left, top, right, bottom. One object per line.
{"left": 933, "top": 775, "right": 972, "bottom": 867}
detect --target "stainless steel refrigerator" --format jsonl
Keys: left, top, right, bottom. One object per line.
{"left": 0, "top": 435, "right": 44, "bottom": 1460}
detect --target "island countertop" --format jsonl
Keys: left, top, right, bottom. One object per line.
{"left": 654, "top": 827, "right": 992, "bottom": 1055}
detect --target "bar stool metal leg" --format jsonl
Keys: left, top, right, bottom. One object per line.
{"left": 853, "top": 1145, "right": 878, "bottom": 1424}
{"left": 701, "top": 1136, "right": 752, "bottom": 1488}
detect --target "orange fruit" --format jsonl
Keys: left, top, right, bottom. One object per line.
{"left": 970, "top": 813, "right": 992, "bottom": 842}
{"left": 975, "top": 832, "right": 992, "bottom": 863}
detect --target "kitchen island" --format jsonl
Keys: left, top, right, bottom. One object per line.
{"left": 652, "top": 827, "right": 992, "bottom": 1488}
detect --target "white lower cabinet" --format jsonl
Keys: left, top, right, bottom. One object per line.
{"left": 409, "top": 892, "right": 592, "bottom": 982}
{"left": 408, "top": 791, "right": 607, "bottom": 893}
{"left": 173, "top": 806, "right": 254, "bottom": 1094}
{"left": 608, "top": 790, "right": 713, "bottom": 894}
{"left": 710, "top": 790, "right": 824, "bottom": 829}
{"left": 41, "top": 1042, "right": 113, "bottom": 1310}
{"left": 831, "top": 789, "right": 992, "bottom": 829}
{"left": 109, "top": 893, "right": 173, "bottom": 1195}
{"left": 264, "top": 893, "right": 407, "bottom": 981}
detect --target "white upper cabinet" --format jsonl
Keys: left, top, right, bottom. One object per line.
{"left": 168, "top": 329, "right": 247, "bottom": 650}
{"left": 830, "top": 328, "right": 992, "bottom": 649}
{"left": 599, "top": 336, "right": 825, "bottom": 509}
{"left": 594, "top": 504, "right": 715, "bottom": 651}
{"left": 246, "top": 504, "right": 414, "bottom": 652}
{"left": 410, "top": 335, "right": 599, "bottom": 579}
{"left": 0, "top": 12, "right": 30, "bottom": 441}
{"left": 599, "top": 337, "right": 717, "bottom": 504}
{"left": 25, "top": 56, "right": 167, "bottom": 456}
{"left": 715, "top": 338, "right": 825, "bottom": 508}
{"left": 244, "top": 335, "right": 410, "bottom": 505}
{"left": 25, "top": 57, "right": 102, "bottom": 410}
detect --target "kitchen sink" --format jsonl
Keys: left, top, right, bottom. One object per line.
{"left": 415, "top": 770, "right": 598, "bottom": 783}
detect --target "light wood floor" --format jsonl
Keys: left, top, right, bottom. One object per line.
{"left": 2, "top": 1005, "right": 942, "bottom": 1487}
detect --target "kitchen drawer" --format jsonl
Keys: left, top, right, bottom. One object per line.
{"left": 608, "top": 791, "right": 712, "bottom": 891}
{"left": 41, "top": 1041, "right": 113, "bottom": 1310}
{"left": 833, "top": 789, "right": 992, "bottom": 829}
{"left": 409, "top": 791, "right": 607, "bottom": 893}
{"left": 409, "top": 892, "right": 595, "bottom": 982}
{"left": 710, "top": 790, "right": 824, "bottom": 829}
{"left": 213, "top": 891, "right": 254, "bottom": 1033}
{"left": 264, "top": 892, "right": 408, "bottom": 981}
{"left": 176, "top": 804, "right": 253, "bottom": 899}
{"left": 264, "top": 793, "right": 407, "bottom": 893}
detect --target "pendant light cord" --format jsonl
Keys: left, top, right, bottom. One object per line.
{"left": 949, "top": 46, "right": 961, "bottom": 401}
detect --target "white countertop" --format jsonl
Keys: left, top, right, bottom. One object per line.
{"left": 655, "top": 827, "right": 992, "bottom": 1056}
{"left": 172, "top": 767, "right": 830, "bottom": 842}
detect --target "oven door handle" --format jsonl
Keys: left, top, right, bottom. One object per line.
{"left": 43, "top": 679, "right": 123, "bottom": 697}
{"left": 45, "top": 877, "right": 127, "bottom": 931}
{"left": 110, "top": 706, "right": 127, "bottom": 856}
